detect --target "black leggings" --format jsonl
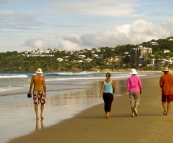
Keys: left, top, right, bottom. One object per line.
{"left": 103, "top": 93, "right": 114, "bottom": 112}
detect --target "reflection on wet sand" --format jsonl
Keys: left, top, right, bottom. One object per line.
{"left": 1, "top": 80, "right": 126, "bottom": 143}
{"left": 35, "top": 119, "right": 44, "bottom": 131}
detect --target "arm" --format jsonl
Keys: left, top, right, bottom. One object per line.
{"left": 29, "top": 76, "right": 34, "bottom": 93}
{"left": 140, "top": 88, "right": 142, "bottom": 94}
{"left": 99, "top": 82, "right": 104, "bottom": 98}
{"left": 125, "top": 79, "right": 129, "bottom": 96}
{"left": 125, "top": 87, "right": 129, "bottom": 96}
{"left": 42, "top": 78, "right": 46, "bottom": 98}
{"left": 112, "top": 80, "right": 115, "bottom": 93}
{"left": 159, "top": 77, "right": 163, "bottom": 88}
{"left": 139, "top": 78, "right": 142, "bottom": 94}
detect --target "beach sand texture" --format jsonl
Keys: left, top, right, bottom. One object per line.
{"left": 8, "top": 77, "right": 173, "bottom": 143}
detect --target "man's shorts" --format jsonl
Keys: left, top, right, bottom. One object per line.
{"left": 129, "top": 92, "right": 140, "bottom": 107}
{"left": 162, "top": 94, "right": 173, "bottom": 102}
{"left": 33, "top": 91, "right": 46, "bottom": 105}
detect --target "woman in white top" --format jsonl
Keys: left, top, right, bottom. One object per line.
{"left": 99, "top": 73, "right": 115, "bottom": 119}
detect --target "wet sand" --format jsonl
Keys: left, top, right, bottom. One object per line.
{"left": 0, "top": 81, "right": 102, "bottom": 143}
{"left": 0, "top": 79, "right": 126, "bottom": 143}
{"left": 7, "top": 77, "right": 173, "bottom": 143}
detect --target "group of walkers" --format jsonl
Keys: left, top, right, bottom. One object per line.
{"left": 99, "top": 68, "right": 142, "bottom": 118}
{"left": 29, "top": 66, "right": 173, "bottom": 120}
{"left": 99, "top": 67, "right": 173, "bottom": 118}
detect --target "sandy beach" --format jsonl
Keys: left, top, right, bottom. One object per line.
{"left": 7, "top": 76, "right": 173, "bottom": 143}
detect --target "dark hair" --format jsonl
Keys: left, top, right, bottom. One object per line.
{"left": 106, "top": 72, "right": 111, "bottom": 78}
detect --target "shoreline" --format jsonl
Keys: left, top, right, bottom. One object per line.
{"left": 8, "top": 76, "right": 173, "bottom": 143}
{"left": 0, "top": 80, "right": 103, "bottom": 143}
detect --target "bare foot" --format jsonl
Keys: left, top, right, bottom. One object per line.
{"left": 40, "top": 115, "right": 44, "bottom": 120}
{"left": 163, "top": 110, "right": 167, "bottom": 115}
{"left": 106, "top": 116, "right": 109, "bottom": 119}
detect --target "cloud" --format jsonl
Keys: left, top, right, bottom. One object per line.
{"left": 24, "top": 39, "right": 56, "bottom": 49}
{"left": 58, "top": 19, "right": 173, "bottom": 50}
{"left": 46, "top": 0, "right": 137, "bottom": 17}
{"left": 59, "top": 40, "right": 82, "bottom": 51}
{"left": 8, "top": 19, "right": 173, "bottom": 52}
{"left": 0, "top": 11, "right": 40, "bottom": 28}
{"left": 0, "top": 10, "right": 15, "bottom": 16}
{"left": 0, "top": 0, "right": 21, "bottom": 5}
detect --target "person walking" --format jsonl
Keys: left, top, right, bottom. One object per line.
{"left": 29, "top": 68, "right": 46, "bottom": 120}
{"left": 125, "top": 68, "right": 142, "bottom": 117}
{"left": 159, "top": 67, "right": 173, "bottom": 115}
{"left": 99, "top": 72, "right": 115, "bottom": 119}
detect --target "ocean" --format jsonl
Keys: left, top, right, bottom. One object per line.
{"left": 0, "top": 71, "right": 161, "bottom": 143}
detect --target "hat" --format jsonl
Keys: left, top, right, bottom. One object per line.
{"left": 130, "top": 68, "right": 137, "bottom": 74}
{"left": 162, "top": 67, "right": 169, "bottom": 72}
{"left": 36, "top": 68, "right": 43, "bottom": 74}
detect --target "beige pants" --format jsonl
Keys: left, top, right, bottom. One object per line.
{"left": 129, "top": 92, "right": 140, "bottom": 107}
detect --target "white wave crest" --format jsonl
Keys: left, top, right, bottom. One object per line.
{"left": 46, "top": 71, "right": 93, "bottom": 76}
{"left": 46, "top": 75, "right": 147, "bottom": 81}
{"left": 0, "top": 75, "right": 28, "bottom": 78}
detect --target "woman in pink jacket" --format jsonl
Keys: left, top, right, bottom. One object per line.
{"left": 125, "top": 69, "right": 142, "bottom": 117}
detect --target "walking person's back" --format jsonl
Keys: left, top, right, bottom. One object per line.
{"left": 125, "top": 68, "right": 142, "bottom": 117}
{"left": 160, "top": 67, "right": 173, "bottom": 115}
{"left": 29, "top": 68, "right": 46, "bottom": 120}
{"left": 99, "top": 73, "right": 115, "bottom": 119}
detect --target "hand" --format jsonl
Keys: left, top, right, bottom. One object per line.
{"left": 140, "top": 90, "right": 142, "bottom": 94}
{"left": 124, "top": 92, "right": 128, "bottom": 97}
{"left": 44, "top": 93, "right": 47, "bottom": 98}
{"left": 113, "top": 89, "right": 115, "bottom": 94}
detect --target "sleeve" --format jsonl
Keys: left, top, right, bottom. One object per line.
{"left": 138, "top": 77, "right": 142, "bottom": 89}
{"left": 159, "top": 76, "right": 163, "bottom": 87}
{"left": 126, "top": 78, "right": 130, "bottom": 89}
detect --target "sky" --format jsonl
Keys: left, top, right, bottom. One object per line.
{"left": 0, "top": 0, "right": 173, "bottom": 52}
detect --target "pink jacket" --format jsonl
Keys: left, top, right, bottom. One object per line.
{"left": 126, "top": 75, "right": 142, "bottom": 93}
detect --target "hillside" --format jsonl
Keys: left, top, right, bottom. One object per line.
{"left": 0, "top": 37, "right": 173, "bottom": 72}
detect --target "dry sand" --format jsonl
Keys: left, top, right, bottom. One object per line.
{"left": 8, "top": 77, "right": 173, "bottom": 143}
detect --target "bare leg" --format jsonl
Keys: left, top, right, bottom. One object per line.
{"left": 40, "top": 119, "right": 44, "bottom": 129}
{"left": 131, "top": 107, "right": 134, "bottom": 113}
{"left": 40, "top": 104, "right": 44, "bottom": 119}
{"left": 107, "top": 112, "right": 110, "bottom": 118}
{"left": 105, "top": 112, "right": 110, "bottom": 119}
{"left": 34, "top": 104, "right": 39, "bottom": 120}
{"left": 133, "top": 104, "right": 139, "bottom": 116}
{"left": 105, "top": 112, "right": 108, "bottom": 118}
{"left": 134, "top": 104, "right": 139, "bottom": 109}
{"left": 162, "top": 102, "right": 167, "bottom": 115}
{"left": 35, "top": 120, "right": 39, "bottom": 130}
{"left": 166, "top": 102, "right": 171, "bottom": 115}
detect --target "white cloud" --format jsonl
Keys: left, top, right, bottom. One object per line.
{"left": 24, "top": 39, "right": 55, "bottom": 49}
{"left": 1, "top": 0, "right": 173, "bottom": 52}
{"left": 0, "top": 10, "right": 15, "bottom": 16}
{"left": 0, "top": 0, "right": 21, "bottom": 5}
{"left": 2, "top": 19, "right": 173, "bottom": 52}
{"left": 60, "top": 40, "right": 82, "bottom": 51}
{"left": 46, "top": 0, "right": 137, "bottom": 17}
{"left": 58, "top": 19, "right": 173, "bottom": 50}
